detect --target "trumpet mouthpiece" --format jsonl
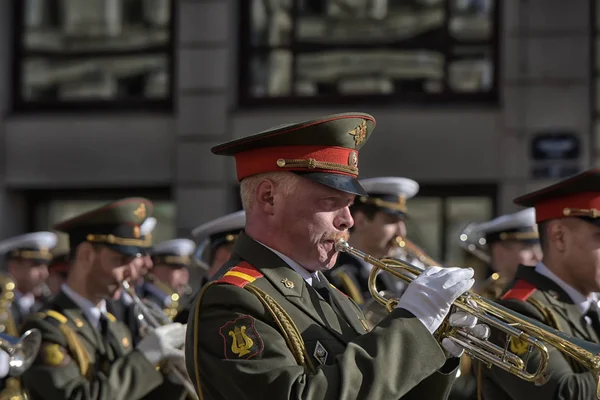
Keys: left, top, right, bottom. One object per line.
{"left": 335, "top": 239, "right": 349, "bottom": 252}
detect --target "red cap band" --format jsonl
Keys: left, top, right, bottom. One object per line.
{"left": 535, "top": 192, "right": 600, "bottom": 222}
{"left": 234, "top": 145, "right": 359, "bottom": 181}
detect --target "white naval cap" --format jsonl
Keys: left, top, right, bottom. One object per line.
{"left": 140, "top": 217, "right": 157, "bottom": 237}
{"left": 150, "top": 238, "right": 196, "bottom": 267}
{"left": 470, "top": 208, "right": 539, "bottom": 244}
{"left": 355, "top": 176, "right": 420, "bottom": 216}
{"left": 0, "top": 231, "right": 58, "bottom": 263}
{"left": 192, "top": 210, "right": 246, "bottom": 261}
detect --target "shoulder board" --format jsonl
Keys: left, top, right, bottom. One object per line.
{"left": 216, "top": 262, "right": 264, "bottom": 288}
{"left": 105, "top": 312, "right": 116, "bottom": 322}
{"left": 31, "top": 309, "right": 68, "bottom": 326}
{"left": 501, "top": 279, "right": 537, "bottom": 302}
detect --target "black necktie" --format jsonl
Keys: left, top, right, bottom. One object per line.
{"left": 99, "top": 314, "right": 110, "bottom": 339}
{"left": 585, "top": 303, "right": 600, "bottom": 339}
{"left": 312, "top": 273, "right": 331, "bottom": 302}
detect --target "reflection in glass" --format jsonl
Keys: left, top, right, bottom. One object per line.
{"left": 250, "top": 50, "right": 293, "bottom": 97}
{"left": 250, "top": 0, "right": 293, "bottom": 47}
{"left": 23, "top": 0, "right": 171, "bottom": 52}
{"left": 23, "top": 54, "right": 168, "bottom": 100}
{"left": 449, "top": 0, "right": 494, "bottom": 41}
{"left": 295, "top": 50, "right": 444, "bottom": 96}
{"left": 404, "top": 198, "right": 443, "bottom": 262}
{"left": 448, "top": 46, "right": 493, "bottom": 92}
{"left": 295, "top": 0, "right": 445, "bottom": 43}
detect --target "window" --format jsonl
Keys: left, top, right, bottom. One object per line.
{"left": 240, "top": 0, "right": 498, "bottom": 106}
{"left": 14, "top": 0, "right": 174, "bottom": 111}
{"left": 27, "top": 190, "right": 174, "bottom": 252}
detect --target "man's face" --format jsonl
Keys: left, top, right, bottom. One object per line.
{"left": 47, "top": 271, "right": 66, "bottom": 296}
{"left": 9, "top": 260, "right": 49, "bottom": 294}
{"left": 152, "top": 264, "right": 190, "bottom": 295}
{"left": 87, "top": 246, "right": 141, "bottom": 299}
{"left": 353, "top": 210, "right": 406, "bottom": 258}
{"left": 270, "top": 177, "right": 354, "bottom": 271}
{"left": 559, "top": 219, "right": 600, "bottom": 294}
{"left": 491, "top": 241, "right": 542, "bottom": 280}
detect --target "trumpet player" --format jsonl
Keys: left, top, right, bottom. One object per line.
{"left": 461, "top": 208, "right": 542, "bottom": 298}
{"left": 21, "top": 198, "right": 187, "bottom": 400}
{"left": 186, "top": 113, "right": 491, "bottom": 400}
{"left": 173, "top": 210, "right": 245, "bottom": 324}
{"left": 480, "top": 168, "right": 600, "bottom": 399}
{"left": 325, "top": 176, "right": 420, "bottom": 306}
{"left": 0, "top": 232, "right": 57, "bottom": 330}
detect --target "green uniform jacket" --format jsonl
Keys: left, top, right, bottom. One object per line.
{"left": 20, "top": 290, "right": 165, "bottom": 400}
{"left": 479, "top": 265, "right": 599, "bottom": 400}
{"left": 185, "top": 232, "right": 459, "bottom": 400}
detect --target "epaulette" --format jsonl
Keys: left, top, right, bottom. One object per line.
{"left": 501, "top": 279, "right": 537, "bottom": 302}
{"left": 216, "top": 262, "right": 263, "bottom": 288}
{"left": 34, "top": 309, "right": 68, "bottom": 325}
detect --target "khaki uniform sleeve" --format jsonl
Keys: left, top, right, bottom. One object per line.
{"left": 186, "top": 283, "right": 449, "bottom": 400}
{"left": 21, "top": 316, "right": 164, "bottom": 400}
{"left": 481, "top": 299, "right": 598, "bottom": 400}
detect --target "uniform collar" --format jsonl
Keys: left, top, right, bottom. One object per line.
{"left": 255, "top": 240, "right": 316, "bottom": 286}
{"left": 535, "top": 262, "right": 598, "bottom": 314}
{"left": 60, "top": 283, "right": 107, "bottom": 329}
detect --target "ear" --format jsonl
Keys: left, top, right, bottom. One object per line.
{"left": 548, "top": 221, "right": 566, "bottom": 252}
{"left": 76, "top": 242, "right": 96, "bottom": 269}
{"left": 255, "top": 179, "right": 276, "bottom": 215}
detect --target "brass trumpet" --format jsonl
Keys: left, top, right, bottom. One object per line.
{"left": 335, "top": 239, "right": 600, "bottom": 397}
{"left": 393, "top": 236, "right": 440, "bottom": 267}
{"left": 121, "top": 281, "right": 198, "bottom": 400}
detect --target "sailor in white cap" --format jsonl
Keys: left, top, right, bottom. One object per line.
{"left": 191, "top": 210, "right": 246, "bottom": 280}
{"left": 0, "top": 231, "right": 57, "bottom": 330}
{"left": 325, "top": 176, "right": 422, "bottom": 307}
{"left": 140, "top": 238, "right": 196, "bottom": 322}
{"left": 459, "top": 208, "right": 542, "bottom": 296}
{"left": 173, "top": 210, "right": 246, "bottom": 325}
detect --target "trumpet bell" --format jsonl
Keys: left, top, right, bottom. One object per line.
{"left": 1, "top": 329, "right": 42, "bottom": 377}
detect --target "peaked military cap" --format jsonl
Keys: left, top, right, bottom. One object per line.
{"left": 52, "top": 198, "right": 154, "bottom": 256}
{"left": 0, "top": 232, "right": 57, "bottom": 264}
{"left": 355, "top": 177, "right": 419, "bottom": 217}
{"left": 471, "top": 208, "right": 539, "bottom": 245}
{"left": 211, "top": 112, "right": 376, "bottom": 195}
{"left": 514, "top": 168, "right": 600, "bottom": 226}
{"left": 48, "top": 251, "right": 70, "bottom": 275}
{"left": 150, "top": 238, "right": 196, "bottom": 268}
{"left": 192, "top": 210, "right": 245, "bottom": 264}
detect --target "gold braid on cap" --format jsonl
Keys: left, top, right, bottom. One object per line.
{"left": 563, "top": 208, "right": 600, "bottom": 218}
{"left": 276, "top": 158, "right": 358, "bottom": 175}
{"left": 358, "top": 196, "right": 407, "bottom": 213}
{"left": 85, "top": 234, "right": 152, "bottom": 247}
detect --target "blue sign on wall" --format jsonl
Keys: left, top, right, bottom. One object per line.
{"left": 530, "top": 131, "right": 581, "bottom": 180}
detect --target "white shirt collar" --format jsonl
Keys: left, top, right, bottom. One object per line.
{"left": 255, "top": 240, "right": 316, "bottom": 286}
{"left": 535, "top": 262, "right": 598, "bottom": 314}
{"left": 15, "top": 291, "right": 35, "bottom": 315}
{"left": 61, "top": 284, "right": 107, "bottom": 328}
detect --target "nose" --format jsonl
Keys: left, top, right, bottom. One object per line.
{"left": 39, "top": 265, "right": 49, "bottom": 281}
{"left": 396, "top": 220, "right": 407, "bottom": 238}
{"left": 334, "top": 206, "right": 354, "bottom": 231}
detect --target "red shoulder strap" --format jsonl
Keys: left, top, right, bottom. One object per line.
{"left": 501, "top": 279, "right": 536, "bottom": 301}
{"left": 216, "top": 261, "right": 264, "bottom": 288}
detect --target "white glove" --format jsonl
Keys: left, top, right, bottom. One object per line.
{"left": 0, "top": 349, "right": 9, "bottom": 378}
{"left": 397, "top": 266, "right": 474, "bottom": 334}
{"left": 137, "top": 322, "right": 186, "bottom": 365}
{"left": 441, "top": 311, "right": 491, "bottom": 357}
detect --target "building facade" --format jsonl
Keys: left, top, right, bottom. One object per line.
{"left": 0, "top": 0, "right": 594, "bottom": 265}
